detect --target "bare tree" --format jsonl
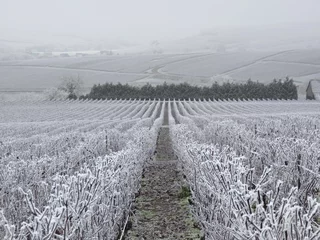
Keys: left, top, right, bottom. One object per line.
{"left": 44, "top": 87, "right": 69, "bottom": 100}
{"left": 58, "top": 75, "right": 83, "bottom": 99}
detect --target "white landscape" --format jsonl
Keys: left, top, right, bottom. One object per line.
{"left": 1, "top": 99, "right": 320, "bottom": 239}
{"left": 1, "top": 0, "right": 320, "bottom": 239}
{"left": 1, "top": 44, "right": 320, "bottom": 99}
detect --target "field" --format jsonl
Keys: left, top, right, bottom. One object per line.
{"left": 0, "top": 99, "right": 319, "bottom": 239}
{"left": 1, "top": 49, "right": 320, "bottom": 98}
{"left": 0, "top": 99, "right": 164, "bottom": 239}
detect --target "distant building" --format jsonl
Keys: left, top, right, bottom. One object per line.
{"left": 76, "top": 53, "right": 88, "bottom": 57}
{"left": 306, "top": 79, "right": 320, "bottom": 100}
{"left": 100, "top": 50, "right": 113, "bottom": 55}
{"left": 60, "top": 53, "right": 70, "bottom": 57}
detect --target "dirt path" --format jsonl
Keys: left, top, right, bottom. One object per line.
{"left": 125, "top": 104, "right": 202, "bottom": 240}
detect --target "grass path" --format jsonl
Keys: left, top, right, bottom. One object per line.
{"left": 125, "top": 104, "right": 203, "bottom": 239}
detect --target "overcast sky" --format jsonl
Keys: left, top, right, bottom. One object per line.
{"left": 1, "top": 0, "right": 320, "bottom": 43}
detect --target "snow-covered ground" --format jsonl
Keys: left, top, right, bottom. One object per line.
{"left": 1, "top": 23, "right": 320, "bottom": 100}
{"left": 1, "top": 49, "right": 320, "bottom": 100}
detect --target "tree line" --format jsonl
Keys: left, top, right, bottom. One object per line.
{"left": 80, "top": 78, "right": 297, "bottom": 100}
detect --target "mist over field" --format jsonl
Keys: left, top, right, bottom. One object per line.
{"left": 1, "top": 0, "right": 320, "bottom": 98}
{"left": 2, "top": 0, "right": 320, "bottom": 49}
{"left": 2, "top": 2, "right": 320, "bottom": 239}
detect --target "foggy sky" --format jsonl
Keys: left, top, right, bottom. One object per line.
{"left": 1, "top": 0, "right": 320, "bottom": 43}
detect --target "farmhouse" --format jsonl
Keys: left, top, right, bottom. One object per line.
{"left": 306, "top": 79, "right": 320, "bottom": 100}
{"left": 60, "top": 53, "right": 70, "bottom": 57}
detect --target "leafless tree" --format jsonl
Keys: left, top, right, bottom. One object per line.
{"left": 58, "top": 75, "right": 84, "bottom": 99}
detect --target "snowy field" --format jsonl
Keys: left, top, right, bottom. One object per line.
{"left": 1, "top": 49, "right": 320, "bottom": 98}
{"left": 0, "top": 99, "right": 319, "bottom": 239}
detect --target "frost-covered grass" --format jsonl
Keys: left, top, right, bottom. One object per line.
{"left": 0, "top": 66, "right": 142, "bottom": 92}
{"left": 229, "top": 61, "right": 320, "bottom": 82}
{"left": 267, "top": 49, "right": 320, "bottom": 65}
{"left": 1, "top": 50, "right": 320, "bottom": 92}
{"left": 161, "top": 51, "right": 275, "bottom": 77}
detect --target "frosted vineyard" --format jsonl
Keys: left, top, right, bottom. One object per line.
{"left": 168, "top": 99, "right": 320, "bottom": 240}
{"left": 1, "top": 98, "right": 320, "bottom": 239}
{"left": 0, "top": 99, "right": 164, "bottom": 239}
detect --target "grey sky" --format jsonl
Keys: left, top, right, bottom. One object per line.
{"left": 1, "top": 0, "right": 320, "bottom": 43}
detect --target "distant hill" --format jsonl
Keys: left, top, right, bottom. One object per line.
{"left": 159, "top": 22, "right": 320, "bottom": 54}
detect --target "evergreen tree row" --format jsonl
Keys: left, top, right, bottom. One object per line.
{"left": 80, "top": 78, "right": 297, "bottom": 100}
